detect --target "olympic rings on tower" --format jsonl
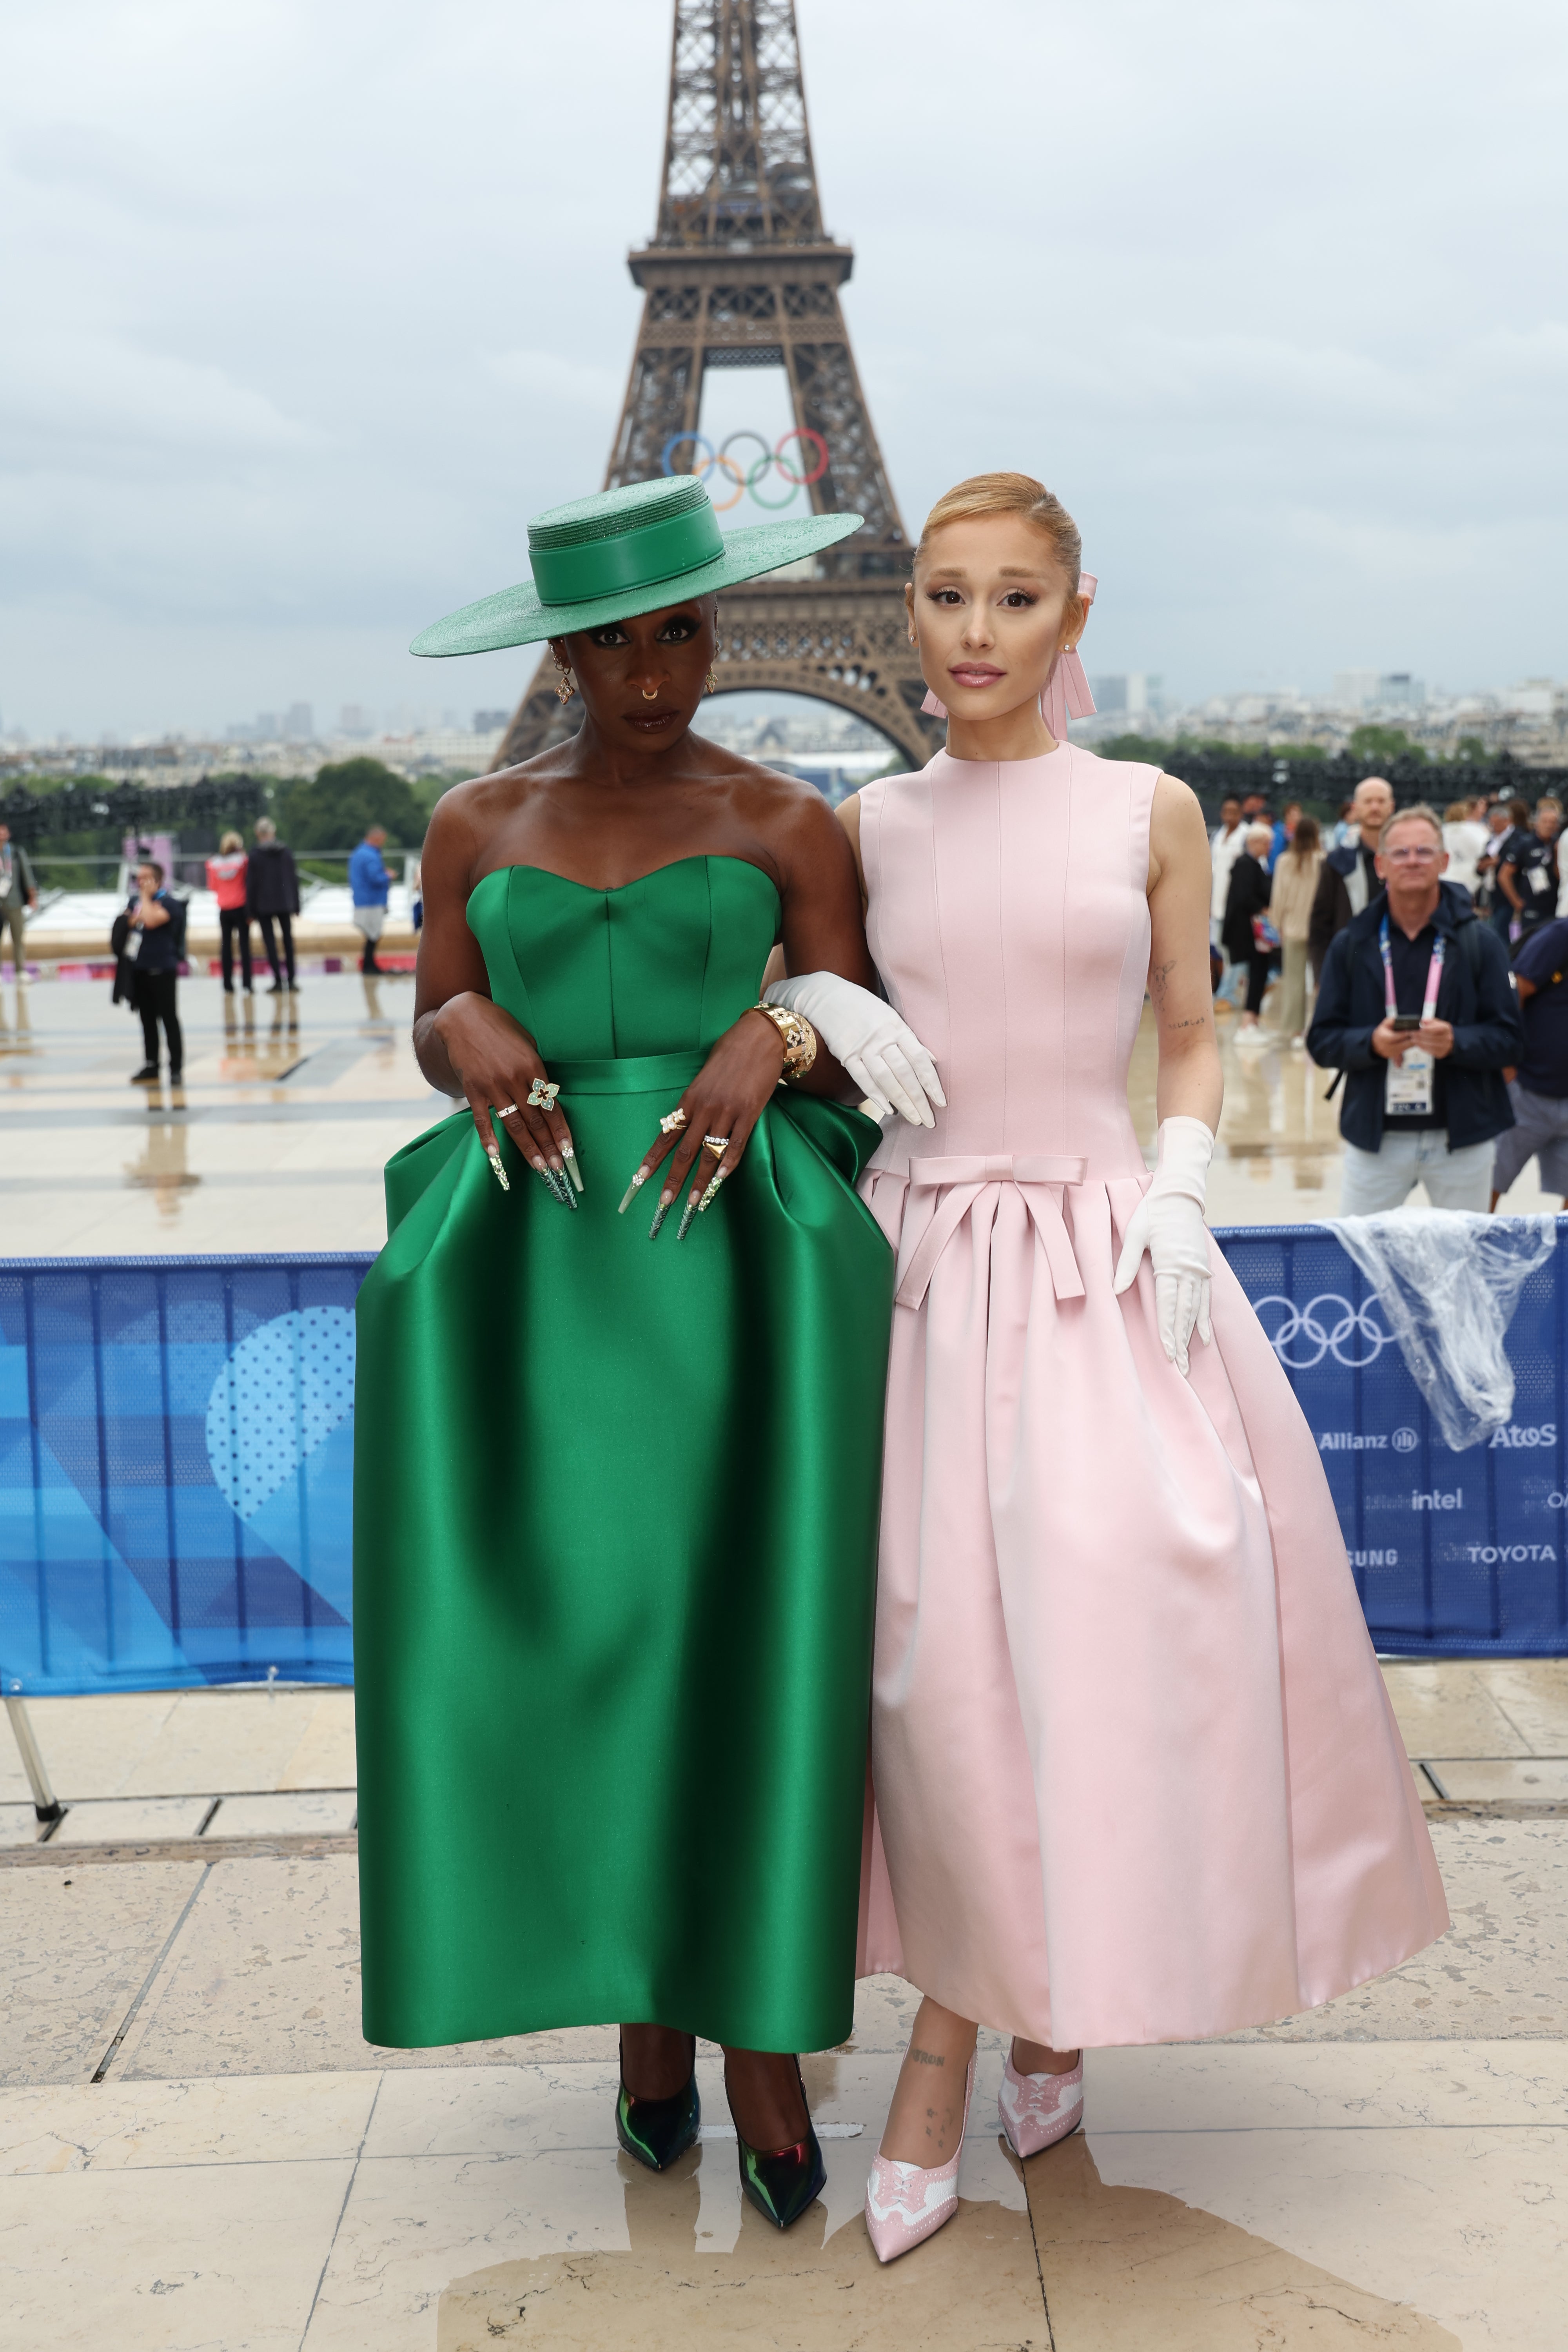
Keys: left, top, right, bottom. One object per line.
{"left": 660, "top": 428, "right": 831, "bottom": 512}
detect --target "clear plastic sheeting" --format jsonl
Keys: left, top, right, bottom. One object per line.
{"left": 1330, "top": 1211, "right": 1558, "bottom": 1452}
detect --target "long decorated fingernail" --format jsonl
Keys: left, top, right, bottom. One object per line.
{"left": 486, "top": 1147, "right": 511, "bottom": 1193}
{"left": 695, "top": 1169, "right": 726, "bottom": 1213}
{"left": 618, "top": 1169, "right": 648, "bottom": 1216}
{"left": 675, "top": 1191, "right": 702, "bottom": 1242}
{"left": 648, "top": 1193, "right": 673, "bottom": 1240}
{"left": 561, "top": 1142, "right": 584, "bottom": 1194}
{"left": 533, "top": 1158, "right": 564, "bottom": 1202}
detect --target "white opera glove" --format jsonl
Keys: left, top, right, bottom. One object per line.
{"left": 1112, "top": 1115, "right": 1215, "bottom": 1376}
{"left": 763, "top": 971, "right": 946, "bottom": 1127}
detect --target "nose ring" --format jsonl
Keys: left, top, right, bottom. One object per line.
{"left": 641, "top": 688, "right": 659, "bottom": 701}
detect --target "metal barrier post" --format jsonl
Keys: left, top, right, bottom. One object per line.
{"left": 5, "top": 1695, "right": 63, "bottom": 1824}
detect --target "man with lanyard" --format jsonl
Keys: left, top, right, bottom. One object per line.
{"left": 1491, "top": 910, "right": 1568, "bottom": 1209}
{"left": 1497, "top": 797, "right": 1561, "bottom": 947}
{"left": 1307, "top": 802, "right": 1521, "bottom": 1212}
{"left": 1307, "top": 773, "right": 1394, "bottom": 982}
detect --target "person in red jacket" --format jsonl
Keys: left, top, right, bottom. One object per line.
{"left": 205, "top": 831, "right": 253, "bottom": 995}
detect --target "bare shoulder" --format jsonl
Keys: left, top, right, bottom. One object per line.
{"left": 1150, "top": 772, "right": 1208, "bottom": 849}
{"left": 703, "top": 742, "right": 848, "bottom": 848}
{"left": 1147, "top": 772, "right": 1209, "bottom": 891}
{"left": 1152, "top": 770, "right": 1204, "bottom": 824}
{"left": 428, "top": 760, "right": 549, "bottom": 837}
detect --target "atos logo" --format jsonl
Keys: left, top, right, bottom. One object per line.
{"left": 1487, "top": 1423, "right": 1558, "bottom": 1449}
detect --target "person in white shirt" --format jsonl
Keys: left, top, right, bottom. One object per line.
{"left": 1441, "top": 799, "right": 1490, "bottom": 900}
{"left": 1210, "top": 795, "right": 1248, "bottom": 1006}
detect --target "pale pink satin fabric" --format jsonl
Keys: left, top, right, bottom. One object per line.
{"left": 921, "top": 573, "right": 1098, "bottom": 740}
{"left": 855, "top": 747, "right": 1448, "bottom": 2049}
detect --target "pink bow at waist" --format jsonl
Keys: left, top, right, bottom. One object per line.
{"left": 893, "top": 1153, "right": 1088, "bottom": 1310}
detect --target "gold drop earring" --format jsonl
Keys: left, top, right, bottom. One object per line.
{"left": 704, "top": 667, "right": 719, "bottom": 695}
{"left": 553, "top": 655, "right": 576, "bottom": 705}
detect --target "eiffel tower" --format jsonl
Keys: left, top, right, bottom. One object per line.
{"left": 497, "top": 0, "right": 940, "bottom": 772}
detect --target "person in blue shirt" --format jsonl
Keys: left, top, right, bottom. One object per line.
{"left": 1492, "top": 912, "right": 1568, "bottom": 1209}
{"left": 348, "top": 826, "right": 396, "bottom": 975}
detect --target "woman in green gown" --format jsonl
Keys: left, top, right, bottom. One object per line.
{"left": 354, "top": 476, "right": 897, "bottom": 2228}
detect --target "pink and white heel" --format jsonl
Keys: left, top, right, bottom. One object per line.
{"left": 864, "top": 2051, "right": 976, "bottom": 2264}
{"left": 997, "top": 2047, "right": 1083, "bottom": 2158}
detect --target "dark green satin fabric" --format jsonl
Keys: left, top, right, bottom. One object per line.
{"left": 354, "top": 856, "right": 893, "bottom": 2053}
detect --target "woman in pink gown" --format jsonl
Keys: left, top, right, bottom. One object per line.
{"left": 834, "top": 473, "right": 1448, "bottom": 2262}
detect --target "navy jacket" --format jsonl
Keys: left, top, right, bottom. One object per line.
{"left": 1306, "top": 881, "right": 1522, "bottom": 1152}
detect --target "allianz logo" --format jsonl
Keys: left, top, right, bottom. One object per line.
{"left": 1319, "top": 1423, "right": 1557, "bottom": 1454}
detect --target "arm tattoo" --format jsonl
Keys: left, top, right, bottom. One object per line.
{"left": 909, "top": 2047, "right": 946, "bottom": 2066}
{"left": 1149, "top": 957, "right": 1177, "bottom": 1005}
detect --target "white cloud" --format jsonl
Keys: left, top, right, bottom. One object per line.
{"left": 0, "top": 333, "right": 321, "bottom": 467}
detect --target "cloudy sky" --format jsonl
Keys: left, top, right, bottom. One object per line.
{"left": 2, "top": 0, "right": 1564, "bottom": 740}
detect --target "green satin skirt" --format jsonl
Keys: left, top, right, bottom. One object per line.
{"left": 354, "top": 1052, "right": 893, "bottom": 2053}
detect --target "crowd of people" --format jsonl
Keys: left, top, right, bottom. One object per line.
{"left": 1210, "top": 779, "right": 1566, "bottom": 1212}
{"left": 100, "top": 821, "right": 397, "bottom": 1086}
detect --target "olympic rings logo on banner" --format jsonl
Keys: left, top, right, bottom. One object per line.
{"left": 661, "top": 428, "right": 829, "bottom": 513}
{"left": 1250, "top": 1292, "right": 1394, "bottom": 1371}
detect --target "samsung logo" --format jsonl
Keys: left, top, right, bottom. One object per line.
{"left": 1347, "top": 1548, "right": 1399, "bottom": 1567}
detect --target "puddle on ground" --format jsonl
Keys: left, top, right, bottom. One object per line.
{"left": 438, "top": 2130, "right": 1461, "bottom": 2351}
{"left": 1027, "top": 2132, "right": 1461, "bottom": 2349}
{"left": 437, "top": 2140, "right": 1045, "bottom": 2349}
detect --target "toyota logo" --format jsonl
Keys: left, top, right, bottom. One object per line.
{"left": 1252, "top": 1292, "right": 1394, "bottom": 1370}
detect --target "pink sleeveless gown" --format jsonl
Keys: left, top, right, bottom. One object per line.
{"left": 855, "top": 746, "right": 1447, "bottom": 2049}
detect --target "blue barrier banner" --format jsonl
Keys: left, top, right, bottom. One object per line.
{"left": 1222, "top": 1223, "right": 1568, "bottom": 1656}
{"left": 1, "top": 1256, "right": 372, "bottom": 1695}
{"left": 3, "top": 1229, "right": 1566, "bottom": 1693}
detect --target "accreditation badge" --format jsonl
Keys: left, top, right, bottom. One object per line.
{"left": 1385, "top": 1047, "right": 1435, "bottom": 1116}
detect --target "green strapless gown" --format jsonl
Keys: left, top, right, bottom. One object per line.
{"left": 354, "top": 856, "right": 893, "bottom": 2054}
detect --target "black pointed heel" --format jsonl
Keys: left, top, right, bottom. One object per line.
{"left": 615, "top": 2035, "right": 700, "bottom": 2172}
{"left": 735, "top": 2056, "right": 826, "bottom": 2230}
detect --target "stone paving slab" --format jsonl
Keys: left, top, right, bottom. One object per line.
{"left": 0, "top": 1862, "right": 204, "bottom": 2089}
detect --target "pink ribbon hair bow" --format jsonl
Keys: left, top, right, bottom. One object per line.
{"left": 922, "top": 571, "right": 1098, "bottom": 731}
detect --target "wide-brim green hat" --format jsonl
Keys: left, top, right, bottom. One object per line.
{"left": 410, "top": 475, "right": 864, "bottom": 658}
